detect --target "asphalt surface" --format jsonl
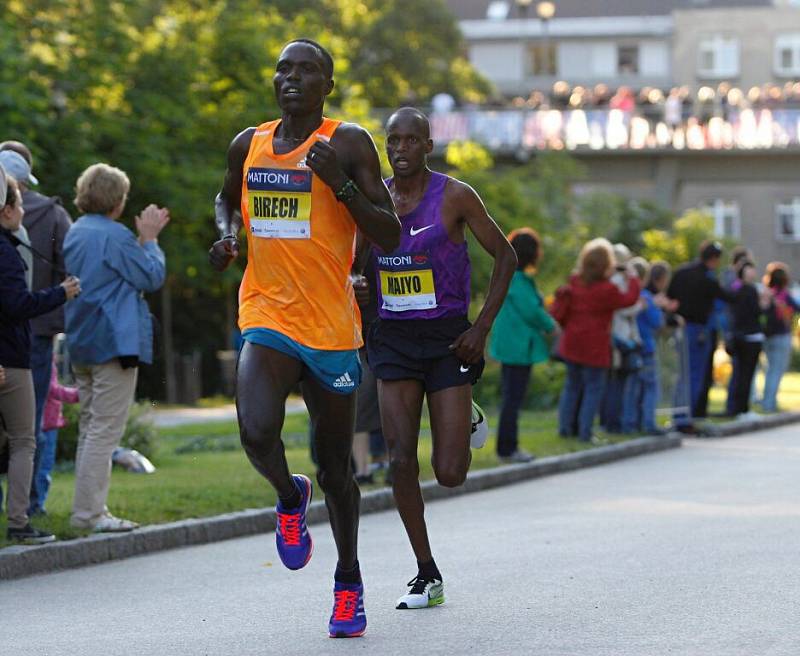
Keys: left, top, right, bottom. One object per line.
{"left": 149, "top": 398, "right": 306, "bottom": 428}
{"left": 3, "top": 426, "right": 799, "bottom": 656}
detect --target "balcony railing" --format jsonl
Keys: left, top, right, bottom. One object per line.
{"left": 429, "top": 108, "right": 800, "bottom": 154}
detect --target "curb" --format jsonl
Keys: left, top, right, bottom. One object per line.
{"left": 699, "top": 411, "right": 800, "bottom": 437}
{"left": 0, "top": 435, "right": 680, "bottom": 581}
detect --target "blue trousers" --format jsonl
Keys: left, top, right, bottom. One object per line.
{"left": 28, "top": 335, "right": 54, "bottom": 514}
{"left": 497, "top": 364, "right": 532, "bottom": 457}
{"left": 558, "top": 361, "right": 607, "bottom": 441}
{"left": 674, "top": 323, "right": 712, "bottom": 427}
{"left": 762, "top": 334, "right": 792, "bottom": 412}
{"left": 621, "top": 354, "right": 659, "bottom": 433}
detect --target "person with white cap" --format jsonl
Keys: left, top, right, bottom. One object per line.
{"left": 0, "top": 142, "right": 73, "bottom": 515}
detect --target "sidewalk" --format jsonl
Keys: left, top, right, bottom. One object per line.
{"left": 149, "top": 398, "right": 307, "bottom": 428}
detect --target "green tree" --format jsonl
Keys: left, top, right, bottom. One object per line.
{"left": 1, "top": 0, "right": 488, "bottom": 400}
{"left": 642, "top": 210, "right": 737, "bottom": 266}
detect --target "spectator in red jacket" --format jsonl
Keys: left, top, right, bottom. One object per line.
{"left": 555, "top": 238, "right": 641, "bottom": 442}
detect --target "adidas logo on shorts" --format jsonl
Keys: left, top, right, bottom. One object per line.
{"left": 333, "top": 372, "right": 355, "bottom": 389}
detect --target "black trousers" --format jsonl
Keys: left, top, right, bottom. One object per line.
{"left": 496, "top": 364, "right": 532, "bottom": 457}
{"left": 730, "top": 339, "right": 761, "bottom": 415}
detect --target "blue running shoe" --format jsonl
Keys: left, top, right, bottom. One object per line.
{"left": 328, "top": 581, "right": 367, "bottom": 638}
{"left": 275, "top": 474, "right": 313, "bottom": 570}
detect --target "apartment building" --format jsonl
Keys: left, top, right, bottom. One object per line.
{"left": 442, "top": 0, "right": 800, "bottom": 271}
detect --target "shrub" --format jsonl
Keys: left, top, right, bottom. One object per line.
{"left": 56, "top": 401, "right": 158, "bottom": 463}
{"left": 475, "top": 359, "right": 565, "bottom": 411}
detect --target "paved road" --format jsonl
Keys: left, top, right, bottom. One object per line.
{"left": 149, "top": 398, "right": 307, "bottom": 428}
{"left": 4, "top": 426, "right": 800, "bottom": 656}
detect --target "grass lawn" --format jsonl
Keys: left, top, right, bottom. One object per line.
{"left": 3, "top": 370, "right": 797, "bottom": 548}
{"left": 0, "top": 409, "right": 621, "bottom": 547}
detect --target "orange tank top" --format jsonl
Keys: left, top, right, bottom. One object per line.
{"left": 238, "top": 117, "right": 362, "bottom": 350}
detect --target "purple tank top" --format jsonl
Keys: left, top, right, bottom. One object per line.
{"left": 374, "top": 172, "right": 470, "bottom": 320}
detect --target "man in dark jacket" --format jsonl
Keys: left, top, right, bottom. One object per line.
{"left": 0, "top": 141, "right": 73, "bottom": 514}
{"left": 667, "top": 241, "right": 734, "bottom": 431}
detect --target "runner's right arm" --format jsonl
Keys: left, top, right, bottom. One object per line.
{"left": 209, "top": 128, "right": 255, "bottom": 272}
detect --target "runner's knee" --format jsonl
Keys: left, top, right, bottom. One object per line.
{"left": 433, "top": 462, "right": 467, "bottom": 488}
{"left": 389, "top": 447, "right": 419, "bottom": 477}
{"left": 316, "top": 463, "right": 356, "bottom": 496}
{"left": 239, "top": 413, "right": 282, "bottom": 453}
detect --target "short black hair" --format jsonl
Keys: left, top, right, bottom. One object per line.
{"left": 509, "top": 229, "right": 541, "bottom": 270}
{"left": 386, "top": 107, "right": 431, "bottom": 139}
{"left": 736, "top": 259, "right": 755, "bottom": 280}
{"left": 285, "top": 39, "right": 334, "bottom": 78}
{"left": 647, "top": 261, "right": 671, "bottom": 292}
{"left": 731, "top": 245, "right": 750, "bottom": 266}
{"left": 699, "top": 240, "right": 723, "bottom": 262}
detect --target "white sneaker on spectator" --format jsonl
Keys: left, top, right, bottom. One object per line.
{"left": 499, "top": 449, "right": 535, "bottom": 464}
{"left": 736, "top": 411, "right": 761, "bottom": 422}
{"left": 93, "top": 513, "right": 139, "bottom": 533}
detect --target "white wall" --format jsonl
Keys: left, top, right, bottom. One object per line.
{"left": 559, "top": 41, "right": 615, "bottom": 78}
{"left": 468, "top": 42, "right": 524, "bottom": 83}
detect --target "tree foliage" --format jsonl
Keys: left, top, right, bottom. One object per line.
{"left": 641, "top": 210, "right": 737, "bottom": 267}
{"left": 0, "top": 0, "right": 486, "bottom": 398}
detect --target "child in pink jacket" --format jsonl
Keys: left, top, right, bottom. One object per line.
{"left": 30, "top": 359, "right": 79, "bottom": 515}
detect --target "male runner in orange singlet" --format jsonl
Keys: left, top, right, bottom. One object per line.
{"left": 208, "top": 39, "right": 400, "bottom": 638}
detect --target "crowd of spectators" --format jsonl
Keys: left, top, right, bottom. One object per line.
{"left": 507, "top": 81, "right": 800, "bottom": 123}
{"left": 0, "top": 143, "right": 168, "bottom": 543}
{"left": 492, "top": 233, "right": 799, "bottom": 446}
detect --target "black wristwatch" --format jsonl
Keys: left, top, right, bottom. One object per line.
{"left": 335, "top": 179, "right": 359, "bottom": 203}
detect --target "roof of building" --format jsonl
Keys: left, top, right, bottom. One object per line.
{"left": 444, "top": 0, "right": 773, "bottom": 21}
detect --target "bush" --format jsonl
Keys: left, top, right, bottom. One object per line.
{"left": 475, "top": 359, "right": 565, "bottom": 411}
{"left": 56, "top": 401, "right": 158, "bottom": 463}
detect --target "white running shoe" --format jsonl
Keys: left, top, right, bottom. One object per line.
{"left": 470, "top": 401, "right": 489, "bottom": 448}
{"left": 93, "top": 513, "right": 139, "bottom": 533}
{"left": 396, "top": 576, "right": 445, "bottom": 609}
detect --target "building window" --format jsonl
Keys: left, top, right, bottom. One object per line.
{"left": 775, "top": 34, "right": 800, "bottom": 76}
{"left": 697, "top": 35, "right": 740, "bottom": 78}
{"left": 617, "top": 45, "right": 639, "bottom": 75}
{"left": 528, "top": 42, "right": 557, "bottom": 76}
{"left": 776, "top": 198, "right": 800, "bottom": 242}
{"left": 703, "top": 199, "right": 741, "bottom": 239}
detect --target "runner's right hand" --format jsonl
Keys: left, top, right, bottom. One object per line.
{"left": 61, "top": 276, "right": 81, "bottom": 300}
{"left": 208, "top": 236, "right": 240, "bottom": 272}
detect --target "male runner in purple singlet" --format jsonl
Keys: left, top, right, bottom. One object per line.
{"left": 367, "top": 108, "right": 516, "bottom": 609}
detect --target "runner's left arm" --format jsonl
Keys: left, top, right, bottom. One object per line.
{"left": 450, "top": 182, "right": 517, "bottom": 364}
{"left": 307, "top": 124, "right": 400, "bottom": 252}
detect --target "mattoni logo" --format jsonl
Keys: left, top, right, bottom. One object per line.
{"left": 377, "top": 255, "right": 413, "bottom": 267}
{"left": 413, "top": 255, "right": 428, "bottom": 265}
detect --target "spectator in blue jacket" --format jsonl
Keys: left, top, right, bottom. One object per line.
{"left": 489, "top": 228, "right": 557, "bottom": 463}
{"left": 0, "top": 175, "right": 81, "bottom": 543}
{"left": 64, "top": 163, "right": 169, "bottom": 533}
{"left": 622, "top": 260, "right": 677, "bottom": 435}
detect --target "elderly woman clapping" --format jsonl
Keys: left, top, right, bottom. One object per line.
{"left": 64, "top": 163, "right": 169, "bottom": 533}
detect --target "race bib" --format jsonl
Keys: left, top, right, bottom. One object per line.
{"left": 377, "top": 253, "right": 437, "bottom": 312}
{"left": 246, "top": 167, "right": 311, "bottom": 239}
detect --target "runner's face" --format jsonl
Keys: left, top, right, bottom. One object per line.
{"left": 273, "top": 44, "right": 333, "bottom": 114}
{"left": 385, "top": 117, "right": 432, "bottom": 178}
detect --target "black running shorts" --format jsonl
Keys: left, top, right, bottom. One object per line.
{"left": 366, "top": 316, "right": 485, "bottom": 393}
